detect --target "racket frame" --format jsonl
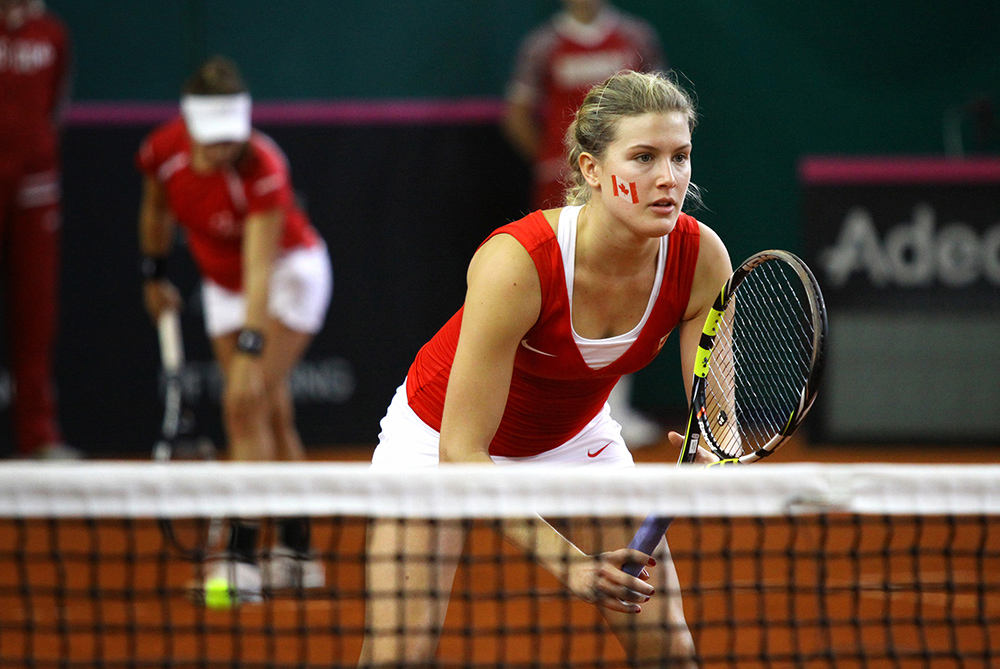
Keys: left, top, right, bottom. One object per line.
{"left": 152, "top": 308, "right": 221, "bottom": 560}
{"left": 687, "top": 249, "right": 827, "bottom": 464}
{"left": 154, "top": 309, "right": 185, "bottom": 462}
{"left": 625, "top": 250, "right": 827, "bottom": 575}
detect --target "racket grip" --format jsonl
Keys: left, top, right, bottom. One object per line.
{"left": 157, "top": 309, "right": 184, "bottom": 372}
{"left": 623, "top": 515, "right": 674, "bottom": 577}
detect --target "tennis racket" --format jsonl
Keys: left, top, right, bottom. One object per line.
{"left": 153, "top": 309, "right": 215, "bottom": 462}
{"left": 624, "top": 250, "right": 828, "bottom": 575}
{"left": 153, "top": 308, "right": 220, "bottom": 559}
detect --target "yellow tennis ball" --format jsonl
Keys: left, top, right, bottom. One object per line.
{"left": 204, "top": 577, "right": 236, "bottom": 609}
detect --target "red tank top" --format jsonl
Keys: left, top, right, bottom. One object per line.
{"left": 407, "top": 210, "right": 701, "bottom": 457}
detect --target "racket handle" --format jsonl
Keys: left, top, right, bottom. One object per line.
{"left": 157, "top": 309, "right": 184, "bottom": 373}
{"left": 623, "top": 515, "right": 674, "bottom": 577}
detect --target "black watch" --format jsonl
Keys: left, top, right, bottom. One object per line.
{"left": 235, "top": 328, "right": 265, "bottom": 356}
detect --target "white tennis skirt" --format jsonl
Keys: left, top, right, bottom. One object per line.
{"left": 201, "top": 242, "right": 333, "bottom": 338}
{"left": 371, "top": 380, "right": 635, "bottom": 470}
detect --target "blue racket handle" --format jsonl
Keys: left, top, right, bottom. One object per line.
{"left": 623, "top": 515, "right": 674, "bottom": 577}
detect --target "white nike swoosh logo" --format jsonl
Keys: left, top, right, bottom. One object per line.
{"left": 520, "top": 339, "right": 557, "bottom": 357}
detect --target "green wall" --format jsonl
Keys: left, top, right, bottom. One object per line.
{"left": 51, "top": 1, "right": 549, "bottom": 100}
{"left": 47, "top": 0, "right": 999, "bottom": 411}
{"left": 51, "top": 0, "right": 998, "bottom": 257}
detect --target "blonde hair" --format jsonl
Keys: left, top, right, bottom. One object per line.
{"left": 564, "top": 70, "right": 699, "bottom": 206}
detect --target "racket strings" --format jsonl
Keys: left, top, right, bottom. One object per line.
{"left": 739, "top": 266, "right": 814, "bottom": 395}
{"left": 734, "top": 266, "right": 813, "bottom": 440}
{"left": 704, "top": 259, "right": 819, "bottom": 457}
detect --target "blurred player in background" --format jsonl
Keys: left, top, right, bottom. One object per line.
{"left": 136, "top": 56, "right": 332, "bottom": 602}
{"left": 502, "top": 0, "right": 667, "bottom": 449}
{"left": 0, "top": 0, "right": 76, "bottom": 460}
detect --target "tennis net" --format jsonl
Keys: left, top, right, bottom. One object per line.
{"left": 0, "top": 462, "right": 997, "bottom": 668}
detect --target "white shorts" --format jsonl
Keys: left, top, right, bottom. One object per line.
{"left": 201, "top": 242, "right": 333, "bottom": 338}
{"left": 371, "top": 380, "right": 635, "bottom": 470}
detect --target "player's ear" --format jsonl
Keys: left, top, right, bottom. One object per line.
{"left": 578, "top": 152, "right": 602, "bottom": 189}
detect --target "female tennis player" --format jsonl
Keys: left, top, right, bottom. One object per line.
{"left": 361, "top": 70, "right": 730, "bottom": 667}
{"left": 136, "top": 56, "right": 332, "bottom": 600}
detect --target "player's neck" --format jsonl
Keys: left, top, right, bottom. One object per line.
{"left": 189, "top": 146, "right": 238, "bottom": 175}
{"left": 189, "top": 147, "right": 214, "bottom": 175}
{"left": 568, "top": 9, "right": 599, "bottom": 24}
{"left": 575, "top": 203, "right": 658, "bottom": 279}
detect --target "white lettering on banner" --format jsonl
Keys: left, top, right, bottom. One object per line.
{"left": 165, "top": 357, "right": 356, "bottom": 405}
{"left": 0, "top": 359, "right": 357, "bottom": 410}
{"left": 288, "top": 358, "right": 357, "bottom": 403}
{"left": 819, "top": 203, "right": 1000, "bottom": 288}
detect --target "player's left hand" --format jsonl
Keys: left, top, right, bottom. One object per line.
{"left": 566, "top": 549, "right": 656, "bottom": 614}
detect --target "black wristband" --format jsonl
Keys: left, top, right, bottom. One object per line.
{"left": 235, "top": 328, "right": 265, "bottom": 356}
{"left": 140, "top": 256, "right": 168, "bottom": 280}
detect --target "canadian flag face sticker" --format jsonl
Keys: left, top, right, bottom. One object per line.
{"left": 611, "top": 175, "right": 639, "bottom": 204}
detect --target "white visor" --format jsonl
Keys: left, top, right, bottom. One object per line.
{"left": 180, "top": 93, "right": 252, "bottom": 144}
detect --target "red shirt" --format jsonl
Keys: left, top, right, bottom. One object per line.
{"left": 0, "top": 5, "right": 70, "bottom": 178}
{"left": 506, "top": 8, "right": 664, "bottom": 208}
{"left": 406, "top": 210, "right": 700, "bottom": 457}
{"left": 136, "top": 118, "right": 319, "bottom": 291}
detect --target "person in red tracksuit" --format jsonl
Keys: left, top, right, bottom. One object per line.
{"left": 360, "top": 71, "right": 731, "bottom": 669}
{"left": 502, "top": 0, "right": 665, "bottom": 212}
{"left": 0, "top": 0, "right": 74, "bottom": 459}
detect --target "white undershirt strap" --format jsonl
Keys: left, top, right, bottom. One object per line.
{"left": 556, "top": 206, "right": 668, "bottom": 370}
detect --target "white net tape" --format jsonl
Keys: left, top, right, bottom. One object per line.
{"left": 2, "top": 462, "right": 998, "bottom": 519}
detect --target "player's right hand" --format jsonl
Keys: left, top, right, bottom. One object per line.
{"left": 143, "top": 279, "right": 182, "bottom": 322}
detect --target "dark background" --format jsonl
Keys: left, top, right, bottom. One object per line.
{"left": 0, "top": 1, "right": 996, "bottom": 456}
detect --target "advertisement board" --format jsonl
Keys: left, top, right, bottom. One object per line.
{"left": 802, "top": 157, "right": 1000, "bottom": 443}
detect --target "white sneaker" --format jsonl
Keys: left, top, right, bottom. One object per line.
{"left": 262, "top": 546, "right": 325, "bottom": 590}
{"left": 202, "top": 558, "right": 263, "bottom": 607}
